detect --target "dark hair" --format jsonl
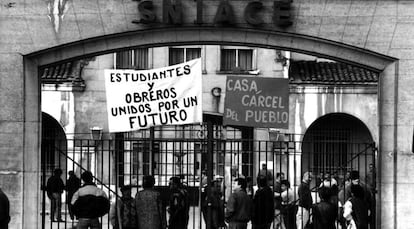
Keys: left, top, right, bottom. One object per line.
{"left": 350, "top": 170, "right": 360, "bottom": 180}
{"left": 170, "top": 176, "right": 181, "bottom": 185}
{"left": 53, "top": 168, "right": 63, "bottom": 176}
{"left": 276, "top": 172, "right": 284, "bottom": 178}
{"left": 143, "top": 175, "right": 155, "bottom": 189}
{"left": 81, "top": 171, "right": 93, "bottom": 183}
{"left": 350, "top": 184, "right": 365, "bottom": 199}
{"left": 318, "top": 187, "right": 331, "bottom": 201}
{"left": 235, "top": 177, "right": 247, "bottom": 190}
{"left": 121, "top": 185, "right": 132, "bottom": 192}
{"left": 68, "top": 170, "right": 74, "bottom": 176}
{"left": 257, "top": 176, "right": 268, "bottom": 187}
{"left": 280, "top": 179, "right": 290, "bottom": 188}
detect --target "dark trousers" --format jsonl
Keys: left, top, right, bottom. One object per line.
{"left": 282, "top": 205, "right": 297, "bottom": 229}
{"left": 77, "top": 218, "right": 100, "bottom": 229}
{"left": 252, "top": 223, "right": 272, "bottom": 229}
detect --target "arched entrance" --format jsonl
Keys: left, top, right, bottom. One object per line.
{"left": 41, "top": 112, "right": 67, "bottom": 177}
{"left": 301, "top": 113, "right": 376, "bottom": 187}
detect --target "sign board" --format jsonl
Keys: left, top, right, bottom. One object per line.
{"left": 104, "top": 58, "right": 202, "bottom": 132}
{"left": 223, "top": 76, "right": 289, "bottom": 129}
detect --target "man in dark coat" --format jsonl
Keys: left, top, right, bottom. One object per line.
{"left": 168, "top": 176, "right": 189, "bottom": 229}
{"left": 0, "top": 188, "right": 10, "bottom": 229}
{"left": 65, "top": 171, "right": 81, "bottom": 220}
{"left": 311, "top": 187, "right": 337, "bottom": 229}
{"left": 225, "top": 177, "right": 253, "bottom": 229}
{"left": 297, "top": 172, "right": 312, "bottom": 229}
{"left": 343, "top": 184, "right": 369, "bottom": 229}
{"left": 252, "top": 176, "right": 274, "bottom": 229}
{"left": 46, "top": 168, "right": 65, "bottom": 222}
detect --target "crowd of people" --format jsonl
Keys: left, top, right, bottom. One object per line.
{"left": 200, "top": 163, "right": 376, "bottom": 229}
{"left": 42, "top": 165, "right": 375, "bottom": 229}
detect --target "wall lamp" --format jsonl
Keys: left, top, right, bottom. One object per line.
{"left": 211, "top": 87, "right": 222, "bottom": 98}
{"left": 90, "top": 126, "right": 103, "bottom": 141}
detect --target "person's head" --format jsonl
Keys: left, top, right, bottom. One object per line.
{"left": 81, "top": 171, "right": 93, "bottom": 183}
{"left": 235, "top": 177, "right": 247, "bottom": 190}
{"left": 280, "top": 179, "right": 290, "bottom": 191}
{"left": 276, "top": 172, "right": 285, "bottom": 181}
{"left": 350, "top": 184, "right": 365, "bottom": 199}
{"left": 257, "top": 175, "right": 268, "bottom": 188}
{"left": 142, "top": 175, "right": 155, "bottom": 189}
{"left": 345, "top": 171, "right": 351, "bottom": 181}
{"left": 68, "top": 170, "right": 75, "bottom": 176}
{"left": 169, "top": 176, "right": 181, "bottom": 190}
{"left": 262, "top": 163, "right": 267, "bottom": 170}
{"left": 53, "top": 168, "right": 63, "bottom": 176}
{"left": 120, "top": 185, "right": 132, "bottom": 197}
{"left": 350, "top": 170, "right": 360, "bottom": 185}
{"left": 302, "top": 171, "right": 312, "bottom": 183}
{"left": 318, "top": 187, "right": 331, "bottom": 201}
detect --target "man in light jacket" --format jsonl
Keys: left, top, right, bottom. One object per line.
{"left": 71, "top": 171, "right": 110, "bottom": 229}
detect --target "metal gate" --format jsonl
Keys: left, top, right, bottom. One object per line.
{"left": 41, "top": 128, "right": 376, "bottom": 229}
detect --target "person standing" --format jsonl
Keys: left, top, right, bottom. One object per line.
{"left": 202, "top": 179, "right": 226, "bottom": 229}
{"left": 296, "top": 172, "right": 312, "bottom": 229}
{"left": 252, "top": 176, "right": 274, "bottom": 229}
{"left": 46, "top": 168, "right": 65, "bottom": 222}
{"left": 110, "top": 185, "right": 138, "bottom": 229}
{"left": 225, "top": 177, "right": 253, "bottom": 229}
{"left": 311, "top": 187, "right": 337, "bottom": 229}
{"left": 257, "top": 164, "right": 274, "bottom": 187}
{"left": 343, "top": 184, "right": 369, "bottom": 229}
{"left": 66, "top": 171, "right": 81, "bottom": 220}
{"left": 280, "top": 180, "right": 296, "bottom": 229}
{"left": 168, "top": 176, "right": 189, "bottom": 229}
{"left": 0, "top": 188, "right": 10, "bottom": 229}
{"left": 135, "top": 175, "right": 166, "bottom": 229}
{"left": 273, "top": 172, "right": 285, "bottom": 229}
{"left": 71, "top": 171, "right": 110, "bottom": 229}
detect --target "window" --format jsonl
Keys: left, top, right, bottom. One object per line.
{"left": 220, "top": 48, "right": 253, "bottom": 72}
{"left": 115, "top": 48, "right": 149, "bottom": 70}
{"left": 169, "top": 47, "right": 201, "bottom": 65}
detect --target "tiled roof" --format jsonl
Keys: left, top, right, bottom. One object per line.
{"left": 40, "top": 60, "right": 85, "bottom": 86}
{"left": 289, "top": 61, "right": 378, "bottom": 84}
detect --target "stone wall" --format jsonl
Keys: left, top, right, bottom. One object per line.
{"left": 1, "top": 0, "right": 412, "bottom": 228}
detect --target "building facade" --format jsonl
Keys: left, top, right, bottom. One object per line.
{"left": 0, "top": 0, "right": 411, "bottom": 228}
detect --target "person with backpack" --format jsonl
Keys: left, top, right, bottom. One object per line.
{"left": 110, "top": 185, "right": 138, "bottom": 229}
{"left": 168, "top": 176, "right": 189, "bottom": 229}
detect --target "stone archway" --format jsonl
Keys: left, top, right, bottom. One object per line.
{"left": 22, "top": 27, "right": 397, "bottom": 228}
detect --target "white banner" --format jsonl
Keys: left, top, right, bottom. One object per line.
{"left": 104, "top": 58, "right": 202, "bottom": 132}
